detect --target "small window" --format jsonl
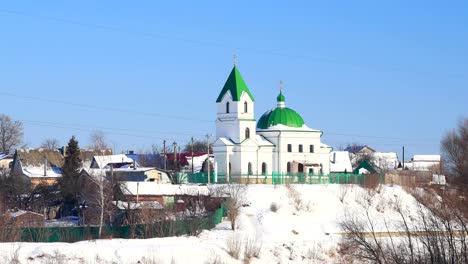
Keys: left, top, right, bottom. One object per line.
{"left": 287, "top": 162, "right": 291, "bottom": 172}
{"left": 226, "top": 102, "right": 230, "bottom": 113}
{"left": 261, "top": 162, "right": 267, "bottom": 175}
{"left": 244, "top": 101, "right": 248, "bottom": 113}
{"left": 287, "top": 144, "right": 292, "bottom": 152}
{"left": 245, "top": 127, "right": 250, "bottom": 139}
{"left": 310, "top": 145, "right": 314, "bottom": 153}
{"left": 299, "top": 144, "right": 303, "bottom": 153}
{"left": 248, "top": 162, "right": 252, "bottom": 175}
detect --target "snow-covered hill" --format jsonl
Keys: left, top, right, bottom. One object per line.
{"left": 0, "top": 184, "right": 422, "bottom": 264}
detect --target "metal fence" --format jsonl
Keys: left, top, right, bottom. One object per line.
{"left": 18, "top": 207, "right": 226, "bottom": 243}
{"left": 187, "top": 172, "right": 385, "bottom": 185}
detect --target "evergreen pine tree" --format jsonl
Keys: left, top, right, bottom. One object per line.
{"left": 60, "top": 136, "right": 83, "bottom": 209}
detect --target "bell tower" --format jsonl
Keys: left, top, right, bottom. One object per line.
{"left": 215, "top": 59, "right": 256, "bottom": 143}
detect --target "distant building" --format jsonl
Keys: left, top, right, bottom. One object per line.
{"left": 11, "top": 148, "right": 64, "bottom": 186}
{"left": 372, "top": 152, "right": 399, "bottom": 170}
{"left": 10, "top": 148, "right": 113, "bottom": 186}
{"left": 9, "top": 210, "right": 45, "bottom": 227}
{"left": 83, "top": 154, "right": 172, "bottom": 184}
{"left": 404, "top": 155, "right": 441, "bottom": 171}
{"left": 329, "top": 151, "right": 352, "bottom": 173}
{"left": 344, "top": 145, "right": 376, "bottom": 154}
{"left": 0, "top": 153, "right": 13, "bottom": 174}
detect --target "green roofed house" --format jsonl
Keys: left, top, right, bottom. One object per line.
{"left": 213, "top": 64, "right": 332, "bottom": 183}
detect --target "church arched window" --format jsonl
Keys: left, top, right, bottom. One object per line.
{"left": 287, "top": 162, "right": 291, "bottom": 173}
{"left": 248, "top": 162, "right": 252, "bottom": 175}
{"left": 226, "top": 102, "right": 230, "bottom": 113}
{"left": 244, "top": 101, "right": 248, "bottom": 113}
{"left": 261, "top": 162, "right": 267, "bottom": 175}
{"left": 245, "top": 127, "right": 250, "bottom": 139}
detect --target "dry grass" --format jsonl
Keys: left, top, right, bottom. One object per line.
{"left": 226, "top": 234, "right": 242, "bottom": 259}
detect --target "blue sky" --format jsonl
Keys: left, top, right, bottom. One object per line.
{"left": 1, "top": 1, "right": 466, "bottom": 158}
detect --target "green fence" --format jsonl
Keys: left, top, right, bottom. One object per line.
{"left": 188, "top": 172, "right": 384, "bottom": 185}
{"left": 19, "top": 207, "right": 226, "bottom": 243}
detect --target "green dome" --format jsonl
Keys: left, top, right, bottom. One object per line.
{"left": 257, "top": 107, "right": 305, "bottom": 129}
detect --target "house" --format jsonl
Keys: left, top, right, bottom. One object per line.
{"left": 120, "top": 183, "right": 222, "bottom": 212}
{"left": 353, "top": 160, "right": 378, "bottom": 174}
{"left": 329, "top": 151, "right": 352, "bottom": 173}
{"left": 10, "top": 148, "right": 114, "bottom": 186}
{"left": 412, "top": 155, "right": 441, "bottom": 171}
{"left": 83, "top": 154, "right": 172, "bottom": 184}
{"left": 0, "top": 153, "right": 13, "bottom": 174}
{"left": 9, "top": 209, "right": 45, "bottom": 227}
{"left": 213, "top": 65, "right": 332, "bottom": 182}
{"left": 11, "top": 148, "right": 64, "bottom": 186}
{"left": 344, "top": 145, "right": 376, "bottom": 154}
{"left": 372, "top": 152, "right": 399, "bottom": 170}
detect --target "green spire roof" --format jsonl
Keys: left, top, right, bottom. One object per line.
{"left": 216, "top": 66, "right": 255, "bottom": 103}
{"left": 276, "top": 91, "right": 285, "bottom": 102}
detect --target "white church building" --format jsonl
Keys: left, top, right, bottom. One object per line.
{"left": 213, "top": 65, "right": 332, "bottom": 182}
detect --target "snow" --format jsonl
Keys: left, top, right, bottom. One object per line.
{"left": 329, "top": 151, "right": 352, "bottom": 173}
{"left": 413, "top": 155, "right": 441, "bottom": 161}
{"left": 23, "top": 166, "right": 62, "bottom": 178}
{"left": 186, "top": 154, "right": 209, "bottom": 173}
{"left": 123, "top": 183, "right": 211, "bottom": 196}
{"left": 92, "top": 154, "right": 135, "bottom": 169}
{"left": 0, "top": 184, "right": 426, "bottom": 263}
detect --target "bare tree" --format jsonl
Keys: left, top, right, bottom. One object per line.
{"left": 40, "top": 138, "right": 60, "bottom": 149}
{"left": 441, "top": 117, "right": 468, "bottom": 186}
{"left": 89, "top": 130, "right": 109, "bottom": 151}
{"left": 223, "top": 184, "right": 247, "bottom": 230}
{"left": 183, "top": 139, "right": 212, "bottom": 153}
{"left": 0, "top": 114, "right": 23, "bottom": 154}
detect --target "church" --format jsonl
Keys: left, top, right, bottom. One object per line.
{"left": 213, "top": 63, "right": 332, "bottom": 182}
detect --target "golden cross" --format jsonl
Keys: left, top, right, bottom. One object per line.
{"left": 279, "top": 80, "right": 283, "bottom": 93}
{"left": 233, "top": 54, "right": 237, "bottom": 66}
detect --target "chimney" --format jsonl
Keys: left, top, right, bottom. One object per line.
{"left": 128, "top": 150, "right": 134, "bottom": 155}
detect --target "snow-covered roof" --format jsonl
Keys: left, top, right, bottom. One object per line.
{"left": 257, "top": 124, "right": 321, "bottom": 132}
{"left": 122, "top": 183, "right": 210, "bottom": 196}
{"left": 9, "top": 210, "right": 44, "bottom": 218}
{"left": 213, "top": 137, "right": 235, "bottom": 146}
{"left": 187, "top": 154, "right": 209, "bottom": 173}
{"left": 113, "top": 201, "right": 164, "bottom": 210}
{"left": 92, "top": 154, "right": 134, "bottom": 169}
{"left": 329, "top": 151, "right": 352, "bottom": 173}
{"left": 413, "top": 155, "right": 441, "bottom": 162}
{"left": 23, "top": 166, "right": 62, "bottom": 178}
{"left": 0, "top": 153, "right": 13, "bottom": 160}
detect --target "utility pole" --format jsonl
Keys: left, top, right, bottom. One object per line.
{"left": 402, "top": 146, "right": 405, "bottom": 170}
{"left": 191, "top": 137, "right": 194, "bottom": 174}
{"left": 163, "top": 140, "right": 167, "bottom": 171}
{"left": 206, "top": 134, "right": 211, "bottom": 184}
{"left": 173, "top": 141, "right": 177, "bottom": 171}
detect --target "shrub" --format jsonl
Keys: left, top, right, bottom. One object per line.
{"left": 226, "top": 235, "right": 242, "bottom": 259}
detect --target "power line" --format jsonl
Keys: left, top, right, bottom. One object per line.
{"left": 0, "top": 9, "right": 465, "bottom": 79}
{"left": 21, "top": 119, "right": 207, "bottom": 138}
{"left": 23, "top": 120, "right": 193, "bottom": 142}
{"left": 0, "top": 91, "right": 212, "bottom": 123}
